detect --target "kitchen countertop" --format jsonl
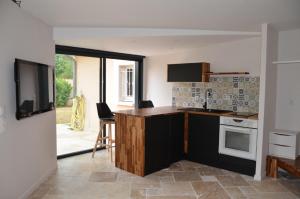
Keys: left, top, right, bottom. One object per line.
{"left": 114, "top": 106, "right": 258, "bottom": 119}
{"left": 114, "top": 106, "right": 182, "bottom": 117}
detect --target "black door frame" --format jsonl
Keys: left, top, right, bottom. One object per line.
{"left": 56, "top": 45, "right": 145, "bottom": 159}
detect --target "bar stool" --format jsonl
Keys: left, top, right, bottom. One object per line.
{"left": 92, "top": 103, "right": 115, "bottom": 160}
{"left": 138, "top": 100, "right": 154, "bottom": 108}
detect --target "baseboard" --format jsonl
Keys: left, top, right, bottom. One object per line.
{"left": 19, "top": 164, "right": 57, "bottom": 199}
{"left": 254, "top": 169, "right": 266, "bottom": 181}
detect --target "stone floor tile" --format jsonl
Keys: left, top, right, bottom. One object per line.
{"left": 216, "top": 175, "right": 250, "bottom": 187}
{"left": 173, "top": 171, "right": 201, "bottom": 182}
{"left": 279, "top": 179, "right": 300, "bottom": 197}
{"left": 89, "top": 171, "right": 117, "bottom": 182}
{"left": 248, "top": 180, "right": 288, "bottom": 192}
{"left": 145, "top": 170, "right": 174, "bottom": 182}
{"left": 200, "top": 176, "right": 218, "bottom": 182}
{"left": 83, "top": 182, "right": 131, "bottom": 198}
{"left": 148, "top": 182, "right": 195, "bottom": 196}
{"left": 29, "top": 151, "right": 300, "bottom": 199}
{"left": 117, "top": 170, "right": 137, "bottom": 182}
{"left": 191, "top": 181, "right": 230, "bottom": 199}
{"left": 148, "top": 196, "right": 197, "bottom": 199}
{"left": 246, "top": 192, "right": 298, "bottom": 199}
{"left": 131, "top": 187, "right": 147, "bottom": 199}
{"left": 225, "top": 187, "right": 246, "bottom": 199}
{"left": 197, "top": 166, "right": 226, "bottom": 176}
{"left": 239, "top": 186, "right": 257, "bottom": 194}
{"left": 180, "top": 160, "right": 207, "bottom": 171}
{"left": 165, "top": 162, "right": 184, "bottom": 172}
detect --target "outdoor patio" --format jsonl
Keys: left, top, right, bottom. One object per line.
{"left": 56, "top": 124, "right": 99, "bottom": 156}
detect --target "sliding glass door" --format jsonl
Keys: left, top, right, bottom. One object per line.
{"left": 55, "top": 46, "right": 144, "bottom": 158}
{"left": 55, "top": 55, "right": 100, "bottom": 157}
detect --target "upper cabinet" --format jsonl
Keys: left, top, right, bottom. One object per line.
{"left": 167, "top": 62, "right": 210, "bottom": 82}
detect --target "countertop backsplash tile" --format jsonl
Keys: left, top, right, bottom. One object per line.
{"left": 172, "top": 76, "right": 260, "bottom": 113}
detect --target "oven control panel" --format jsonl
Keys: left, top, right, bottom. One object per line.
{"left": 220, "top": 116, "right": 258, "bottom": 129}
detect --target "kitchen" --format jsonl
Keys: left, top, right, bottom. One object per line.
{"left": 2, "top": 1, "right": 300, "bottom": 198}
{"left": 115, "top": 62, "right": 260, "bottom": 177}
{"left": 114, "top": 28, "right": 300, "bottom": 181}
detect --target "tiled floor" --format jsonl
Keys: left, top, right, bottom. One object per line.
{"left": 29, "top": 150, "right": 300, "bottom": 199}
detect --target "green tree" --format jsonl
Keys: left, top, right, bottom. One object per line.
{"left": 55, "top": 54, "right": 74, "bottom": 79}
{"left": 55, "top": 78, "right": 72, "bottom": 107}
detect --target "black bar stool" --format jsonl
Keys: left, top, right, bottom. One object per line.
{"left": 92, "top": 103, "right": 115, "bottom": 160}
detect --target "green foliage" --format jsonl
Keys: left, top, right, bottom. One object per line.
{"left": 55, "top": 54, "right": 74, "bottom": 79}
{"left": 55, "top": 78, "right": 72, "bottom": 107}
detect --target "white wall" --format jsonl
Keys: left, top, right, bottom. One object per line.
{"left": 144, "top": 37, "right": 261, "bottom": 106}
{"left": 275, "top": 29, "right": 300, "bottom": 131}
{"left": 0, "top": 1, "right": 56, "bottom": 199}
{"left": 76, "top": 56, "right": 100, "bottom": 132}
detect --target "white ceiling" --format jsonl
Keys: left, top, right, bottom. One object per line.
{"left": 55, "top": 35, "right": 259, "bottom": 56}
{"left": 53, "top": 28, "right": 260, "bottom": 55}
{"left": 20, "top": 0, "right": 300, "bottom": 56}
{"left": 22, "top": 0, "right": 300, "bottom": 31}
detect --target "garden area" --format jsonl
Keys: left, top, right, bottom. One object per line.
{"left": 55, "top": 54, "right": 75, "bottom": 124}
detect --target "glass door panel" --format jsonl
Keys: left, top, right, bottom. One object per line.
{"left": 56, "top": 55, "right": 100, "bottom": 156}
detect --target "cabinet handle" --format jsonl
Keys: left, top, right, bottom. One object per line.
{"left": 273, "top": 143, "right": 291, "bottom": 147}
{"left": 233, "top": 119, "right": 243, "bottom": 123}
{"left": 273, "top": 133, "right": 291, "bottom": 137}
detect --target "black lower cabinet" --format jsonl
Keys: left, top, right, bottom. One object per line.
{"left": 218, "top": 154, "right": 256, "bottom": 176}
{"left": 187, "top": 113, "right": 256, "bottom": 176}
{"left": 145, "top": 113, "right": 184, "bottom": 175}
{"left": 188, "top": 114, "right": 220, "bottom": 167}
{"left": 169, "top": 114, "right": 184, "bottom": 163}
{"left": 144, "top": 112, "right": 255, "bottom": 176}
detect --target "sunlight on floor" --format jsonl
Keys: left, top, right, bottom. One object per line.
{"left": 56, "top": 124, "right": 98, "bottom": 155}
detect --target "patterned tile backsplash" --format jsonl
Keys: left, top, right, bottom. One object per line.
{"left": 172, "top": 76, "right": 260, "bottom": 113}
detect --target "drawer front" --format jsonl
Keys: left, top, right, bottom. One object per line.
{"left": 269, "top": 144, "right": 296, "bottom": 159}
{"left": 269, "top": 132, "right": 296, "bottom": 147}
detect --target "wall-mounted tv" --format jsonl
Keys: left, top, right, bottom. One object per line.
{"left": 14, "top": 59, "right": 55, "bottom": 120}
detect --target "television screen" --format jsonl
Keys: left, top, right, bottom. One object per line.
{"left": 15, "top": 59, "right": 55, "bottom": 120}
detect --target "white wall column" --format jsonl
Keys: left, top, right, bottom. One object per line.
{"left": 255, "top": 24, "right": 278, "bottom": 180}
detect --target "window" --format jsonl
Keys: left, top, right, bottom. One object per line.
{"left": 119, "top": 65, "right": 134, "bottom": 102}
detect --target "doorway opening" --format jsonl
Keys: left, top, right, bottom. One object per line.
{"left": 55, "top": 46, "right": 144, "bottom": 158}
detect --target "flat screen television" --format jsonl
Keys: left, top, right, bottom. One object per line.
{"left": 14, "top": 59, "right": 55, "bottom": 120}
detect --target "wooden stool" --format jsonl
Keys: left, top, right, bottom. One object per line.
{"left": 92, "top": 119, "right": 115, "bottom": 160}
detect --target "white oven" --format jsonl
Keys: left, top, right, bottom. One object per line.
{"left": 219, "top": 116, "right": 258, "bottom": 160}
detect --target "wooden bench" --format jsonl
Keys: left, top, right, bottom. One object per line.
{"left": 266, "top": 155, "right": 300, "bottom": 178}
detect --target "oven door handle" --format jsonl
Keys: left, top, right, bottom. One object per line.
{"left": 221, "top": 125, "right": 254, "bottom": 134}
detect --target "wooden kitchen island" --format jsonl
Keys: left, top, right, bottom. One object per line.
{"left": 114, "top": 106, "right": 184, "bottom": 176}
{"left": 114, "top": 106, "right": 257, "bottom": 177}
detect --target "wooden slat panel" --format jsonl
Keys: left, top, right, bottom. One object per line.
{"left": 115, "top": 114, "right": 145, "bottom": 176}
